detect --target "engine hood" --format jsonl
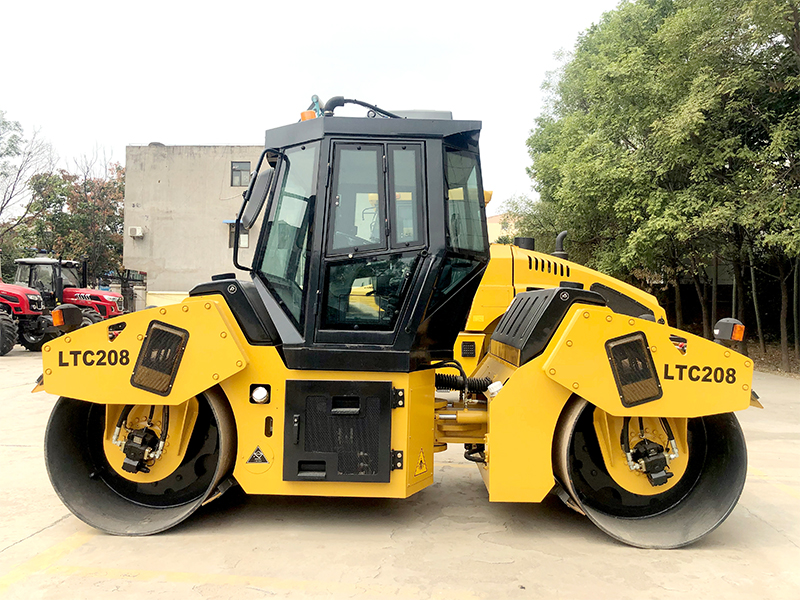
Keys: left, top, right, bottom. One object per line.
{"left": 0, "top": 283, "right": 41, "bottom": 297}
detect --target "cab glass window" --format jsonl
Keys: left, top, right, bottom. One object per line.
{"left": 444, "top": 149, "right": 486, "bottom": 253}
{"left": 62, "top": 267, "right": 81, "bottom": 287}
{"left": 14, "top": 264, "right": 31, "bottom": 287}
{"left": 389, "top": 145, "right": 424, "bottom": 247}
{"left": 258, "top": 143, "right": 319, "bottom": 327}
{"left": 322, "top": 253, "right": 417, "bottom": 330}
{"left": 329, "top": 145, "right": 385, "bottom": 253}
{"left": 31, "top": 265, "right": 54, "bottom": 292}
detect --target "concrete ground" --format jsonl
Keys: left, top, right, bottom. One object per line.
{"left": 1, "top": 347, "right": 798, "bottom": 600}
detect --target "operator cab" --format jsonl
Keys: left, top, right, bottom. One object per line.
{"left": 15, "top": 258, "right": 83, "bottom": 306}
{"left": 194, "top": 97, "right": 490, "bottom": 371}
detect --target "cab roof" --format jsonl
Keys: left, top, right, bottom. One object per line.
{"left": 264, "top": 115, "right": 482, "bottom": 150}
{"left": 15, "top": 257, "right": 80, "bottom": 268}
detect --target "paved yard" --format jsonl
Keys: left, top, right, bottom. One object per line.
{"left": 1, "top": 347, "right": 798, "bottom": 599}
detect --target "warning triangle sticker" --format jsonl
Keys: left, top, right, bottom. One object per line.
{"left": 414, "top": 448, "right": 428, "bottom": 476}
{"left": 247, "top": 446, "right": 269, "bottom": 464}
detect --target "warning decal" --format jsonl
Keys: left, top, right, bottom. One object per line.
{"left": 414, "top": 448, "right": 428, "bottom": 476}
{"left": 247, "top": 446, "right": 269, "bottom": 464}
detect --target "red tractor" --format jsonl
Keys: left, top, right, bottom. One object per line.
{"left": 11, "top": 256, "right": 125, "bottom": 350}
{"left": 0, "top": 274, "right": 52, "bottom": 355}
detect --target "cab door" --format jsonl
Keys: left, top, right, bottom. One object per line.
{"left": 315, "top": 142, "right": 426, "bottom": 345}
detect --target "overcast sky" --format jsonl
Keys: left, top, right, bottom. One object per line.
{"left": 2, "top": 0, "right": 620, "bottom": 216}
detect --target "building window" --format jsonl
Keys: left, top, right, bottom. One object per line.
{"left": 229, "top": 223, "right": 249, "bottom": 248}
{"left": 231, "top": 161, "right": 251, "bottom": 187}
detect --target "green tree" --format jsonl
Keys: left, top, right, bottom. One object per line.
{"left": 24, "top": 163, "right": 125, "bottom": 284}
{"left": 521, "top": 0, "right": 800, "bottom": 369}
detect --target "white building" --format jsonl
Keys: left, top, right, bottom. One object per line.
{"left": 124, "top": 144, "right": 264, "bottom": 304}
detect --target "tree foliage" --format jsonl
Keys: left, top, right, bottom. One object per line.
{"left": 517, "top": 0, "right": 800, "bottom": 369}
{"left": 21, "top": 164, "right": 125, "bottom": 284}
{"left": 0, "top": 110, "right": 55, "bottom": 245}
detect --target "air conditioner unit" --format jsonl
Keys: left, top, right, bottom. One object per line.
{"left": 129, "top": 226, "right": 144, "bottom": 238}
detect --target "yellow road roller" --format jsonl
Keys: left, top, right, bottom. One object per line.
{"left": 39, "top": 97, "right": 756, "bottom": 548}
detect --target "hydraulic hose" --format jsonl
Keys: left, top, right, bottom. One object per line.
{"left": 435, "top": 374, "right": 492, "bottom": 393}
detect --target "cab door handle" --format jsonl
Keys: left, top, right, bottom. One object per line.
{"left": 292, "top": 414, "right": 300, "bottom": 445}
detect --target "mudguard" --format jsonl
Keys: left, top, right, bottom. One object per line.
{"left": 543, "top": 305, "right": 753, "bottom": 418}
{"left": 476, "top": 294, "right": 753, "bottom": 504}
{"left": 41, "top": 297, "right": 247, "bottom": 405}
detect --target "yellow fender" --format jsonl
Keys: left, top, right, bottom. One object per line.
{"left": 474, "top": 303, "right": 753, "bottom": 504}
{"left": 42, "top": 297, "right": 247, "bottom": 405}
{"left": 543, "top": 306, "right": 753, "bottom": 418}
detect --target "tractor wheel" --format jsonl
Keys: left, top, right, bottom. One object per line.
{"left": 0, "top": 312, "right": 18, "bottom": 356}
{"left": 81, "top": 307, "right": 103, "bottom": 326}
{"left": 553, "top": 398, "right": 747, "bottom": 549}
{"left": 19, "top": 330, "right": 59, "bottom": 352}
{"left": 45, "top": 387, "right": 237, "bottom": 535}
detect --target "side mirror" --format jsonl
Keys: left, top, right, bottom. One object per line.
{"left": 240, "top": 167, "right": 274, "bottom": 230}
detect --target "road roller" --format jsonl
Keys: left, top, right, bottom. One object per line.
{"left": 39, "top": 97, "right": 757, "bottom": 547}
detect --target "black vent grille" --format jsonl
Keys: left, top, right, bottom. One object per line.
{"left": 528, "top": 256, "right": 570, "bottom": 278}
{"left": 494, "top": 292, "right": 549, "bottom": 343}
{"left": 491, "top": 288, "right": 606, "bottom": 366}
{"left": 305, "top": 396, "right": 382, "bottom": 475}
{"left": 130, "top": 321, "right": 189, "bottom": 396}
{"left": 283, "top": 380, "right": 392, "bottom": 483}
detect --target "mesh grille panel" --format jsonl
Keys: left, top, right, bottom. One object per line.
{"left": 283, "top": 380, "right": 392, "bottom": 483}
{"left": 305, "top": 396, "right": 382, "bottom": 475}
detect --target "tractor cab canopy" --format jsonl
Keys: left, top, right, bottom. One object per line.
{"left": 196, "top": 102, "right": 491, "bottom": 372}
{"left": 15, "top": 258, "right": 83, "bottom": 295}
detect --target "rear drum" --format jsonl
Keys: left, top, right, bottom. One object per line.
{"left": 45, "top": 388, "right": 236, "bottom": 535}
{"left": 553, "top": 398, "right": 747, "bottom": 548}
